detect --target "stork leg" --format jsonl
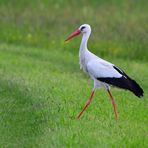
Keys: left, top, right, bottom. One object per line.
{"left": 77, "top": 90, "right": 95, "bottom": 119}
{"left": 107, "top": 89, "right": 118, "bottom": 120}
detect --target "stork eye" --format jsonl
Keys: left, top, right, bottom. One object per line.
{"left": 81, "top": 26, "right": 86, "bottom": 31}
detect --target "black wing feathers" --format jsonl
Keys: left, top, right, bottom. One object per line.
{"left": 97, "top": 66, "right": 144, "bottom": 98}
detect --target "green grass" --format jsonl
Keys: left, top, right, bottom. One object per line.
{"left": 0, "top": 0, "right": 148, "bottom": 147}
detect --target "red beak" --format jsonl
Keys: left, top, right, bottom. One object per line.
{"left": 65, "top": 29, "right": 81, "bottom": 42}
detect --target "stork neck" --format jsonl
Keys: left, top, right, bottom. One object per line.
{"left": 80, "top": 32, "right": 91, "bottom": 53}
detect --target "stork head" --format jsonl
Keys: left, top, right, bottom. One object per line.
{"left": 65, "top": 24, "right": 91, "bottom": 41}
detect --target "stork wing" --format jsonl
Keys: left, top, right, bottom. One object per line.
{"left": 86, "top": 59, "right": 143, "bottom": 97}
{"left": 87, "top": 59, "right": 122, "bottom": 79}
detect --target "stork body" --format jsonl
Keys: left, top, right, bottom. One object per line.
{"left": 65, "top": 24, "right": 143, "bottom": 119}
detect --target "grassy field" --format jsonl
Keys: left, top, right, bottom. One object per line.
{"left": 0, "top": 0, "right": 148, "bottom": 147}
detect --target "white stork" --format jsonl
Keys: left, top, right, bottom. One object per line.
{"left": 65, "top": 24, "right": 143, "bottom": 120}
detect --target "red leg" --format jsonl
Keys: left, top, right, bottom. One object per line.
{"left": 107, "top": 90, "right": 118, "bottom": 120}
{"left": 77, "top": 91, "right": 95, "bottom": 119}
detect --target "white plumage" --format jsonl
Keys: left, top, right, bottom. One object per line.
{"left": 78, "top": 24, "right": 122, "bottom": 90}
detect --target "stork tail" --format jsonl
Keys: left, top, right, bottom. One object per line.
{"left": 127, "top": 78, "right": 143, "bottom": 97}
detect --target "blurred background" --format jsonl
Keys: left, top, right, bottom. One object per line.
{"left": 0, "top": 0, "right": 147, "bottom": 60}
{"left": 0, "top": 0, "right": 147, "bottom": 147}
